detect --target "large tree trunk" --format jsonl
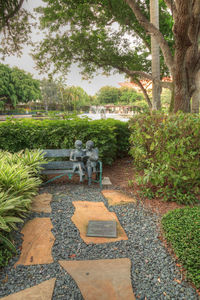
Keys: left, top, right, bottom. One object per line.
{"left": 192, "top": 70, "right": 200, "bottom": 113}
{"left": 150, "top": 0, "right": 161, "bottom": 110}
{"left": 125, "top": 0, "right": 200, "bottom": 113}
{"left": 173, "top": 1, "right": 200, "bottom": 113}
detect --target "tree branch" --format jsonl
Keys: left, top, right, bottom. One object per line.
{"left": 118, "top": 67, "right": 153, "bottom": 80}
{"left": 3, "top": 0, "right": 24, "bottom": 24}
{"left": 133, "top": 78, "right": 152, "bottom": 109}
{"left": 124, "top": 0, "right": 174, "bottom": 73}
{"left": 163, "top": 0, "right": 177, "bottom": 15}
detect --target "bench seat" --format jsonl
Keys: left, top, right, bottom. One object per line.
{"left": 40, "top": 149, "right": 102, "bottom": 187}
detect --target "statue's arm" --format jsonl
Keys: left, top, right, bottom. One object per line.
{"left": 70, "top": 150, "right": 75, "bottom": 161}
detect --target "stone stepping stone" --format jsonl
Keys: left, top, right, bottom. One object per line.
{"left": 59, "top": 258, "right": 135, "bottom": 300}
{"left": 15, "top": 218, "right": 55, "bottom": 267}
{"left": 71, "top": 201, "right": 128, "bottom": 244}
{"left": 102, "top": 190, "right": 136, "bottom": 206}
{"left": 1, "top": 278, "right": 56, "bottom": 300}
{"left": 31, "top": 193, "right": 52, "bottom": 213}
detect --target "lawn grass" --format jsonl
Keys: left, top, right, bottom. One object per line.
{"left": 161, "top": 206, "right": 200, "bottom": 290}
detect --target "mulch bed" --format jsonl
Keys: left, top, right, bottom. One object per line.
{"left": 44, "top": 156, "right": 197, "bottom": 216}
{"left": 103, "top": 157, "right": 185, "bottom": 216}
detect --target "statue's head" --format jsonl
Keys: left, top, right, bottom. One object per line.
{"left": 86, "top": 140, "right": 94, "bottom": 150}
{"left": 75, "top": 140, "right": 82, "bottom": 150}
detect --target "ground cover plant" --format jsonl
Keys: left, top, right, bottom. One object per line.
{"left": 0, "top": 118, "right": 130, "bottom": 165}
{"left": 162, "top": 207, "right": 200, "bottom": 290}
{"left": 129, "top": 112, "right": 200, "bottom": 204}
{"left": 0, "top": 149, "right": 46, "bottom": 267}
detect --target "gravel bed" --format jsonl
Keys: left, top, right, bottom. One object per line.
{"left": 0, "top": 184, "right": 199, "bottom": 300}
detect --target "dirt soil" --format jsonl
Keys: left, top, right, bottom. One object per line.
{"left": 103, "top": 157, "right": 186, "bottom": 216}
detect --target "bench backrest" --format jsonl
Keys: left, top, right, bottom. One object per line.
{"left": 42, "top": 149, "right": 71, "bottom": 158}
{"left": 41, "top": 161, "right": 74, "bottom": 170}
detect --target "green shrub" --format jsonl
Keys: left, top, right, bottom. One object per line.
{"left": 162, "top": 207, "right": 200, "bottom": 289}
{"left": 0, "top": 232, "right": 16, "bottom": 267}
{"left": 0, "top": 118, "right": 130, "bottom": 165}
{"left": 0, "top": 247, "right": 13, "bottom": 267}
{"left": 129, "top": 112, "right": 200, "bottom": 204}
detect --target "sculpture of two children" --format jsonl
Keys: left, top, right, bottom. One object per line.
{"left": 70, "top": 140, "right": 99, "bottom": 185}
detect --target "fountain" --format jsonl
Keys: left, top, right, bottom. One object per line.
{"left": 80, "top": 106, "right": 130, "bottom": 122}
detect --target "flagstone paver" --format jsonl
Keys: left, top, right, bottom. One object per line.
{"left": 71, "top": 201, "right": 128, "bottom": 244}
{"left": 15, "top": 218, "right": 55, "bottom": 267}
{"left": 31, "top": 193, "right": 52, "bottom": 213}
{"left": 59, "top": 258, "right": 135, "bottom": 300}
{"left": 102, "top": 189, "right": 137, "bottom": 206}
{"left": 1, "top": 278, "right": 56, "bottom": 300}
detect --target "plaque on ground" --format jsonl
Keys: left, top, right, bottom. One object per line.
{"left": 87, "top": 220, "right": 117, "bottom": 238}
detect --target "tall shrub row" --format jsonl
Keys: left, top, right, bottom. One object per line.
{"left": 0, "top": 118, "right": 130, "bottom": 165}
{"left": 129, "top": 112, "right": 200, "bottom": 204}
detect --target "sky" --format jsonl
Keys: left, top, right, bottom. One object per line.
{"left": 1, "top": 0, "right": 125, "bottom": 96}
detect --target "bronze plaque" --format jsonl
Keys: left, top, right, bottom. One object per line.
{"left": 86, "top": 220, "right": 117, "bottom": 238}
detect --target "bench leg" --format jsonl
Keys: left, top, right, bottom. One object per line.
{"left": 88, "top": 177, "right": 92, "bottom": 186}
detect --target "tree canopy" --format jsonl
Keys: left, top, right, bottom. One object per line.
{"left": 0, "top": 64, "right": 41, "bottom": 109}
{"left": 33, "top": 0, "right": 200, "bottom": 113}
{"left": 33, "top": 0, "right": 172, "bottom": 108}
{"left": 119, "top": 87, "right": 142, "bottom": 104}
{"left": 96, "top": 86, "right": 120, "bottom": 104}
{"left": 95, "top": 85, "right": 143, "bottom": 104}
{"left": 0, "top": 0, "right": 32, "bottom": 56}
{"left": 40, "top": 79, "right": 91, "bottom": 111}
{"left": 40, "top": 78, "right": 59, "bottom": 111}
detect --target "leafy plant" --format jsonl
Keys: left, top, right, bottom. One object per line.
{"left": 0, "top": 149, "right": 46, "bottom": 267}
{"left": 162, "top": 207, "right": 200, "bottom": 289}
{"left": 129, "top": 112, "right": 200, "bottom": 204}
{"left": 0, "top": 247, "right": 14, "bottom": 267}
{"left": 0, "top": 232, "right": 16, "bottom": 267}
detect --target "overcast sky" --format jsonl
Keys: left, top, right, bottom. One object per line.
{"left": 1, "top": 0, "right": 125, "bottom": 95}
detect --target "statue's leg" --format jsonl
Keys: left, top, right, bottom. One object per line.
{"left": 73, "top": 163, "right": 78, "bottom": 173}
{"left": 87, "top": 166, "right": 92, "bottom": 185}
{"left": 78, "top": 163, "right": 84, "bottom": 182}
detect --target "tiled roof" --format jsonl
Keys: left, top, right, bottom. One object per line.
{"left": 119, "top": 77, "right": 172, "bottom": 91}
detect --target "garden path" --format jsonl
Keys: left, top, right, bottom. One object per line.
{"left": 0, "top": 183, "right": 198, "bottom": 300}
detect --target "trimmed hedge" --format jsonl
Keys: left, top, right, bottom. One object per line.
{"left": 162, "top": 207, "right": 200, "bottom": 289}
{"left": 129, "top": 112, "right": 200, "bottom": 204}
{"left": 0, "top": 118, "right": 130, "bottom": 165}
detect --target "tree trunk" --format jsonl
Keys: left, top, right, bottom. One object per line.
{"left": 173, "top": 69, "right": 191, "bottom": 113}
{"left": 150, "top": 0, "right": 161, "bottom": 110}
{"left": 173, "top": 1, "right": 200, "bottom": 113}
{"left": 192, "top": 70, "right": 200, "bottom": 113}
{"left": 169, "top": 82, "right": 175, "bottom": 113}
{"left": 44, "top": 100, "right": 48, "bottom": 112}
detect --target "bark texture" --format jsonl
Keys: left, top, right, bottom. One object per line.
{"left": 150, "top": 0, "right": 161, "bottom": 110}
{"left": 192, "top": 70, "right": 200, "bottom": 113}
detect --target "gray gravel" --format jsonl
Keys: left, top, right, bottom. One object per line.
{"left": 0, "top": 184, "right": 199, "bottom": 300}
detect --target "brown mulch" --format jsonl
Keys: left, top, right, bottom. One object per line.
{"left": 103, "top": 157, "right": 186, "bottom": 216}
{"left": 45, "top": 156, "right": 197, "bottom": 216}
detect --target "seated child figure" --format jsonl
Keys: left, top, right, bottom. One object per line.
{"left": 70, "top": 140, "right": 85, "bottom": 182}
{"left": 85, "top": 140, "right": 99, "bottom": 185}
